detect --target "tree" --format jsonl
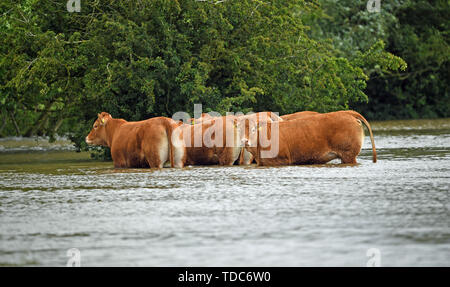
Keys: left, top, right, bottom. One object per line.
{"left": 1, "top": 0, "right": 407, "bottom": 154}
{"left": 306, "top": 0, "right": 448, "bottom": 119}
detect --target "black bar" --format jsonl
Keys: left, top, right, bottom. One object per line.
{"left": 0, "top": 267, "right": 446, "bottom": 286}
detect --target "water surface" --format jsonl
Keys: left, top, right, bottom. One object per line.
{"left": 0, "top": 119, "right": 449, "bottom": 266}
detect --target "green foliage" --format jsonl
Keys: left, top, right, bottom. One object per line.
{"left": 306, "top": 0, "right": 448, "bottom": 119}
{"left": 363, "top": 0, "right": 449, "bottom": 119}
{"left": 1, "top": 0, "right": 412, "bottom": 152}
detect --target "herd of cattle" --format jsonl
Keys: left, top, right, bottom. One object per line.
{"left": 85, "top": 110, "right": 377, "bottom": 168}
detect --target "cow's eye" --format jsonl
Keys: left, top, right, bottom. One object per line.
{"left": 94, "top": 125, "right": 98, "bottom": 129}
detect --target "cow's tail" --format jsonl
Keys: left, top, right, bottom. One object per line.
{"left": 345, "top": 110, "right": 377, "bottom": 163}
{"left": 165, "top": 120, "right": 175, "bottom": 168}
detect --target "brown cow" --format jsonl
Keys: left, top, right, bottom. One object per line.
{"left": 183, "top": 111, "right": 283, "bottom": 166}
{"left": 237, "top": 112, "right": 284, "bottom": 165}
{"left": 85, "top": 112, "right": 184, "bottom": 168}
{"left": 242, "top": 110, "right": 376, "bottom": 166}
{"left": 175, "top": 116, "right": 242, "bottom": 166}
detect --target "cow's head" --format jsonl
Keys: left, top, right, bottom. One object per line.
{"left": 85, "top": 112, "right": 112, "bottom": 146}
{"left": 239, "top": 113, "right": 276, "bottom": 148}
{"left": 241, "top": 116, "right": 277, "bottom": 159}
{"left": 240, "top": 116, "right": 260, "bottom": 154}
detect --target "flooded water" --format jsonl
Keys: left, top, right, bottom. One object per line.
{"left": 0, "top": 119, "right": 449, "bottom": 266}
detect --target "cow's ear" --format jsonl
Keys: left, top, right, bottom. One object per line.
{"left": 100, "top": 114, "right": 110, "bottom": 126}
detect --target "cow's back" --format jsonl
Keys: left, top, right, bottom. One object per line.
{"left": 182, "top": 116, "right": 241, "bottom": 166}
{"left": 111, "top": 117, "right": 174, "bottom": 168}
{"left": 259, "top": 113, "right": 363, "bottom": 165}
{"left": 280, "top": 111, "right": 320, "bottom": 121}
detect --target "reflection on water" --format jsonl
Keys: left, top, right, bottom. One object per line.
{"left": 0, "top": 119, "right": 449, "bottom": 266}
